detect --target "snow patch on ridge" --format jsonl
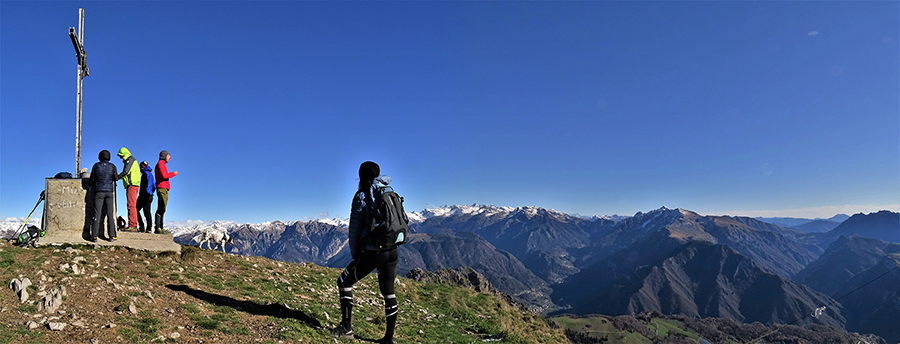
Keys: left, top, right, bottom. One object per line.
{"left": 312, "top": 218, "right": 349, "bottom": 228}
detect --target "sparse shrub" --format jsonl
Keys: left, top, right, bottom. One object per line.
{"left": 132, "top": 316, "right": 160, "bottom": 333}
{"left": 194, "top": 316, "right": 221, "bottom": 330}
{"left": 181, "top": 246, "right": 200, "bottom": 262}
{"left": 211, "top": 305, "right": 234, "bottom": 314}
{"left": 564, "top": 328, "right": 609, "bottom": 343}
{"left": 224, "top": 326, "right": 251, "bottom": 335}
{"left": 117, "top": 327, "right": 136, "bottom": 342}
{"left": 180, "top": 303, "right": 201, "bottom": 314}
{"left": 158, "top": 250, "right": 178, "bottom": 260}
{"left": 16, "top": 304, "right": 36, "bottom": 313}
{"left": 0, "top": 251, "right": 15, "bottom": 269}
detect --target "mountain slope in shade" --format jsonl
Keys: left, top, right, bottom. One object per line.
{"left": 580, "top": 207, "right": 819, "bottom": 278}
{"left": 399, "top": 230, "right": 554, "bottom": 312}
{"left": 398, "top": 230, "right": 553, "bottom": 312}
{"left": 795, "top": 235, "right": 900, "bottom": 295}
{"left": 699, "top": 216, "right": 821, "bottom": 278}
{"left": 837, "top": 254, "right": 900, "bottom": 344}
{"left": 413, "top": 205, "right": 611, "bottom": 283}
{"left": 724, "top": 216, "right": 805, "bottom": 238}
{"left": 554, "top": 240, "right": 845, "bottom": 329}
{"left": 175, "top": 221, "right": 348, "bottom": 266}
{"left": 821, "top": 210, "right": 900, "bottom": 245}
{"left": 794, "top": 219, "right": 842, "bottom": 233}
{"left": 756, "top": 214, "right": 849, "bottom": 229}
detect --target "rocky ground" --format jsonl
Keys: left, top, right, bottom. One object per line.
{"left": 0, "top": 240, "right": 566, "bottom": 344}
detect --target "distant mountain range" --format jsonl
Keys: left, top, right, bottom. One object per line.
{"left": 156, "top": 205, "right": 897, "bottom": 342}
{"left": 757, "top": 214, "right": 851, "bottom": 230}
{"left": 795, "top": 235, "right": 900, "bottom": 343}
{"left": 553, "top": 240, "right": 845, "bottom": 328}
{"left": 818, "top": 210, "right": 899, "bottom": 245}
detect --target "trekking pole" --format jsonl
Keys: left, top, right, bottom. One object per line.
{"left": 10, "top": 191, "right": 45, "bottom": 240}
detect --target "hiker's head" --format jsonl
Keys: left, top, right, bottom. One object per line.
{"left": 98, "top": 150, "right": 111, "bottom": 162}
{"left": 159, "top": 150, "right": 170, "bottom": 162}
{"left": 140, "top": 161, "right": 149, "bottom": 169}
{"left": 116, "top": 147, "right": 133, "bottom": 162}
{"left": 358, "top": 161, "right": 380, "bottom": 192}
{"left": 359, "top": 161, "right": 380, "bottom": 182}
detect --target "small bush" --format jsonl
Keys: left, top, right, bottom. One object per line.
{"left": 180, "top": 303, "right": 201, "bottom": 314}
{"left": 132, "top": 316, "right": 160, "bottom": 333}
{"left": 158, "top": 250, "right": 178, "bottom": 260}
{"left": 194, "top": 316, "right": 221, "bottom": 330}
{"left": 16, "top": 304, "right": 37, "bottom": 313}
{"left": 181, "top": 246, "right": 200, "bottom": 262}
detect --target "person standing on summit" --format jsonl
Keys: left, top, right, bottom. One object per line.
{"left": 154, "top": 150, "right": 178, "bottom": 233}
{"left": 89, "top": 150, "right": 118, "bottom": 242}
{"left": 137, "top": 161, "right": 156, "bottom": 233}
{"left": 116, "top": 147, "right": 141, "bottom": 230}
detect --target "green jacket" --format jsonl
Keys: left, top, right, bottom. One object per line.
{"left": 116, "top": 147, "right": 141, "bottom": 187}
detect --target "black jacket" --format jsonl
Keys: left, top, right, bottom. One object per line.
{"left": 347, "top": 175, "right": 394, "bottom": 259}
{"left": 90, "top": 160, "right": 118, "bottom": 193}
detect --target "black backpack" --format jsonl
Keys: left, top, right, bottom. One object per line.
{"left": 15, "top": 225, "right": 44, "bottom": 248}
{"left": 367, "top": 186, "right": 409, "bottom": 251}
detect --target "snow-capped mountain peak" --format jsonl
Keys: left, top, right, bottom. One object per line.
{"left": 312, "top": 218, "right": 349, "bottom": 228}
{"left": 408, "top": 204, "right": 515, "bottom": 222}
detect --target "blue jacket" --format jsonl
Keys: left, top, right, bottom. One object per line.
{"left": 139, "top": 165, "right": 156, "bottom": 195}
{"left": 90, "top": 160, "right": 118, "bottom": 193}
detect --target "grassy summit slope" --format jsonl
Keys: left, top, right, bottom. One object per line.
{"left": 0, "top": 242, "right": 565, "bottom": 344}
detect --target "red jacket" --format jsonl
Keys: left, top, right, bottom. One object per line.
{"left": 155, "top": 159, "right": 176, "bottom": 190}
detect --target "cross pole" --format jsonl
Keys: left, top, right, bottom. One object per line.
{"left": 69, "top": 8, "right": 89, "bottom": 176}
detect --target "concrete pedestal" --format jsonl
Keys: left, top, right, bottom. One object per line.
{"left": 39, "top": 178, "right": 179, "bottom": 252}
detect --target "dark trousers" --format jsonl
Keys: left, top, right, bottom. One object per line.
{"left": 92, "top": 191, "right": 116, "bottom": 239}
{"left": 337, "top": 249, "right": 398, "bottom": 339}
{"left": 339, "top": 249, "right": 398, "bottom": 293}
{"left": 137, "top": 193, "right": 153, "bottom": 232}
{"left": 155, "top": 188, "right": 168, "bottom": 230}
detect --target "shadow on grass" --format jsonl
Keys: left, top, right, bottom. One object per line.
{"left": 165, "top": 284, "right": 321, "bottom": 328}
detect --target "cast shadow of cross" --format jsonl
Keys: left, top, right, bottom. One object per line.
{"left": 165, "top": 284, "right": 321, "bottom": 328}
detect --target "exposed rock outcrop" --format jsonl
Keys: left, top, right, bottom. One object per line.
{"left": 406, "top": 266, "right": 529, "bottom": 312}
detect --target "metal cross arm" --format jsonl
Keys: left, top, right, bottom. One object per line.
{"left": 68, "top": 28, "right": 89, "bottom": 77}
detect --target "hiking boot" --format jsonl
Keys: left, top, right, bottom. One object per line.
{"left": 330, "top": 323, "right": 353, "bottom": 339}
{"left": 110, "top": 237, "right": 117, "bottom": 241}
{"left": 89, "top": 237, "right": 98, "bottom": 242}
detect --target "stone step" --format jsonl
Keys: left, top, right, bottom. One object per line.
{"left": 38, "top": 230, "right": 181, "bottom": 253}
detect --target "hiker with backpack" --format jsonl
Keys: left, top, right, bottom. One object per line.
{"left": 332, "top": 161, "right": 409, "bottom": 344}
{"left": 89, "top": 150, "right": 119, "bottom": 242}
{"left": 137, "top": 161, "right": 156, "bottom": 232}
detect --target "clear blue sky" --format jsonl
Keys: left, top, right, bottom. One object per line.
{"left": 2, "top": 1, "right": 898, "bottom": 223}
